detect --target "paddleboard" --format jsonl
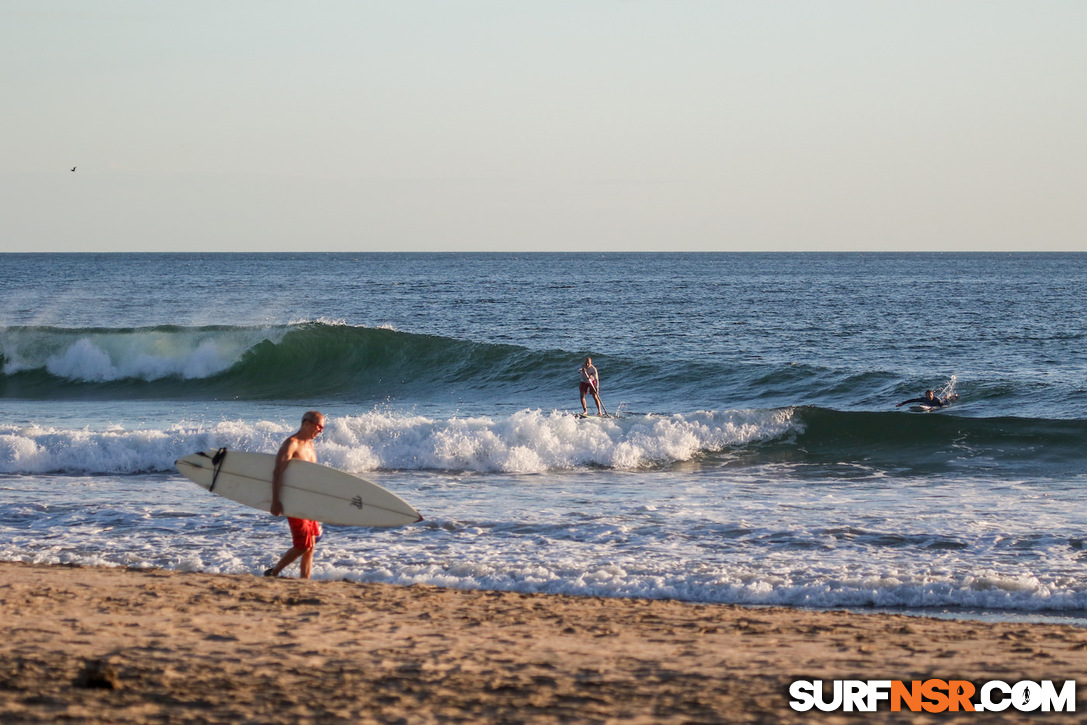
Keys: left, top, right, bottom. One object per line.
{"left": 176, "top": 449, "right": 422, "bottom": 527}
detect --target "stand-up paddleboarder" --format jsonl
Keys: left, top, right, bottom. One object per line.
{"left": 579, "top": 357, "right": 604, "bottom": 417}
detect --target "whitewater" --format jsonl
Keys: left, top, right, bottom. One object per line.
{"left": 2, "top": 252, "right": 1085, "bottom": 623}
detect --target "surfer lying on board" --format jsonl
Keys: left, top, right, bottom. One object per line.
{"left": 579, "top": 357, "right": 603, "bottom": 416}
{"left": 895, "top": 390, "right": 957, "bottom": 408}
{"left": 265, "top": 411, "right": 326, "bottom": 579}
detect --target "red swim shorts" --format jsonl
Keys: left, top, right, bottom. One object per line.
{"left": 288, "top": 517, "right": 322, "bottom": 550}
{"left": 580, "top": 382, "right": 597, "bottom": 396}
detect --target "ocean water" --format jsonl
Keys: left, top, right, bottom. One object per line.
{"left": 2, "top": 252, "right": 1086, "bottom": 623}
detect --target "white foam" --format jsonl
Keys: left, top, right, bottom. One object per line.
{"left": 45, "top": 338, "right": 116, "bottom": 381}
{"left": 2, "top": 327, "right": 287, "bottom": 382}
{"left": 8, "top": 541, "right": 1082, "bottom": 615}
{"left": 321, "top": 408, "right": 799, "bottom": 474}
{"left": 0, "top": 408, "right": 800, "bottom": 475}
{"left": 3, "top": 451, "right": 1085, "bottom": 617}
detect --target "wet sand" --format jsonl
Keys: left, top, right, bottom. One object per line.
{"left": 2, "top": 561, "right": 1085, "bottom": 723}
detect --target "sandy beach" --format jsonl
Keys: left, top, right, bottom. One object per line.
{"left": 2, "top": 561, "right": 1085, "bottom": 723}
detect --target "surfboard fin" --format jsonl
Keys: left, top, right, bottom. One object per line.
{"left": 208, "top": 448, "right": 228, "bottom": 491}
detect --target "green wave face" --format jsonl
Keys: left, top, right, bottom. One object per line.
{"left": 0, "top": 322, "right": 571, "bottom": 402}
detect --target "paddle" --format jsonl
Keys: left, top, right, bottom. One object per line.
{"left": 590, "top": 378, "right": 609, "bottom": 417}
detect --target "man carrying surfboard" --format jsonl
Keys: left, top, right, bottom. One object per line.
{"left": 579, "top": 357, "right": 603, "bottom": 416}
{"left": 265, "top": 411, "right": 326, "bottom": 579}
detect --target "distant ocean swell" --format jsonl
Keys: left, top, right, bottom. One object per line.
{"left": 3, "top": 407, "right": 1086, "bottom": 477}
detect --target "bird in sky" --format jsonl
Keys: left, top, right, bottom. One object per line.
{"left": 71, "top": 167, "right": 77, "bottom": 172}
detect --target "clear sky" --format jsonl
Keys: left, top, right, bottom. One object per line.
{"left": 3, "top": 1, "right": 1086, "bottom": 252}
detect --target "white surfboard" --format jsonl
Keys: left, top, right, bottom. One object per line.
{"left": 176, "top": 449, "right": 422, "bottom": 527}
